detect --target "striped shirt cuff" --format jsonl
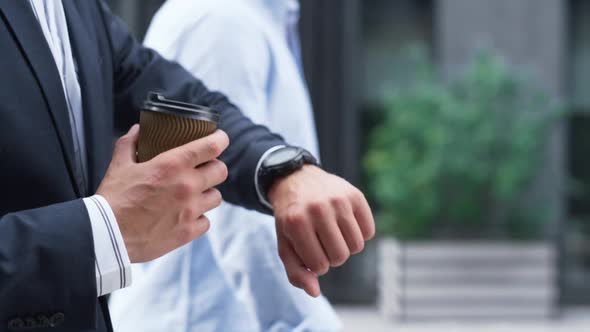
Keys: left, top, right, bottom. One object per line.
{"left": 83, "top": 195, "right": 132, "bottom": 297}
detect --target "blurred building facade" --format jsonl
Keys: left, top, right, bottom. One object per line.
{"left": 108, "top": 0, "right": 590, "bottom": 307}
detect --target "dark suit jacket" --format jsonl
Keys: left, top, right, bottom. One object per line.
{"left": 0, "top": 0, "right": 285, "bottom": 331}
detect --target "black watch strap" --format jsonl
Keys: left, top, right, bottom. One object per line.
{"left": 257, "top": 146, "right": 319, "bottom": 209}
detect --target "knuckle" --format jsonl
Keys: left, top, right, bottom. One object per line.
{"left": 195, "top": 215, "right": 211, "bottom": 234}
{"left": 157, "top": 158, "right": 179, "bottom": 176}
{"left": 364, "top": 226, "right": 376, "bottom": 241}
{"left": 213, "top": 188, "right": 223, "bottom": 202}
{"left": 206, "top": 160, "right": 228, "bottom": 184}
{"left": 182, "top": 148, "right": 200, "bottom": 165}
{"left": 193, "top": 172, "right": 207, "bottom": 190}
{"left": 205, "top": 139, "right": 223, "bottom": 157}
{"left": 216, "top": 131, "right": 230, "bottom": 149}
{"left": 175, "top": 181, "right": 195, "bottom": 201}
{"left": 307, "top": 201, "right": 326, "bottom": 216}
{"left": 181, "top": 206, "right": 199, "bottom": 223}
{"left": 287, "top": 272, "right": 304, "bottom": 288}
{"left": 312, "top": 260, "right": 330, "bottom": 276}
{"left": 331, "top": 250, "right": 350, "bottom": 267}
{"left": 209, "top": 188, "right": 223, "bottom": 207}
{"left": 283, "top": 211, "right": 306, "bottom": 232}
{"left": 147, "top": 169, "right": 166, "bottom": 187}
{"left": 137, "top": 181, "right": 157, "bottom": 198}
{"left": 329, "top": 195, "right": 346, "bottom": 209}
{"left": 349, "top": 238, "right": 365, "bottom": 255}
{"left": 215, "top": 160, "right": 229, "bottom": 181}
{"left": 220, "top": 130, "right": 230, "bottom": 144}
{"left": 115, "top": 135, "right": 130, "bottom": 148}
{"left": 350, "top": 188, "right": 365, "bottom": 202}
{"left": 359, "top": 217, "right": 376, "bottom": 241}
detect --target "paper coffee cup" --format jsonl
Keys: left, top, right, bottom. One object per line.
{"left": 137, "top": 92, "right": 220, "bottom": 162}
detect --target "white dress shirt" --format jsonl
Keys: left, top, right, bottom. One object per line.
{"left": 29, "top": 0, "right": 131, "bottom": 297}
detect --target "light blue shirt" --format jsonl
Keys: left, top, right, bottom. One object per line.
{"left": 110, "top": 0, "right": 341, "bottom": 332}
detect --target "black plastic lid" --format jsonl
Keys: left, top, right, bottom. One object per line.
{"left": 142, "top": 92, "right": 220, "bottom": 123}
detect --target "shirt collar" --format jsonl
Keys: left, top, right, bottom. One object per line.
{"left": 252, "top": 0, "right": 300, "bottom": 28}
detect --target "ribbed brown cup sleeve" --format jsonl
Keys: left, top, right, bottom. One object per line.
{"left": 137, "top": 111, "right": 218, "bottom": 163}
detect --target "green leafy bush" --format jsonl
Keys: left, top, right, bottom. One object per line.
{"left": 364, "top": 51, "right": 559, "bottom": 240}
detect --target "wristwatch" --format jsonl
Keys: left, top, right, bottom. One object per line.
{"left": 257, "top": 146, "right": 320, "bottom": 208}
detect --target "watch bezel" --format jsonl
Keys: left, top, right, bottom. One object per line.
{"left": 261, "top": 146, "right": 306, "bottom": 171}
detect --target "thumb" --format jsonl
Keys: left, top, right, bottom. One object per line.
{"left": 278, "top": 233, "right": 321, "bottom": 297}
{"left": 112, "top": 124, "right": 140, "bottom": 165}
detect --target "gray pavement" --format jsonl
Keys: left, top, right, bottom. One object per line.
{"left": 336, "top": 306, "right": 590, "bottom": 332}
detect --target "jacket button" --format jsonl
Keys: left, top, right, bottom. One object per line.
{"left": 7, "top": 318, "right": 24, "bottom": 330}
{"left": 24, "top": 317, "right": 36, "bottom": 329}
{"left": 49, "top": 312, "right": 65, "bottom": 327}
{"left": 37, "top": 315, "right": 51, "bottom": 328}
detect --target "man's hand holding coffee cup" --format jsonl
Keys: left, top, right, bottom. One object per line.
{"left": 269, "top": 165, "right": 376, "bottom": 297}
{"left": 97, "top": 125, "right": 229, "bottom": 263}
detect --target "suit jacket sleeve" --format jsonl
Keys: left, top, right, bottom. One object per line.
{"left": 0, "top": 200, "right": 98, "bottom": 329}
{"left": 97, "top": 1, "right": 286, "bottom": 213}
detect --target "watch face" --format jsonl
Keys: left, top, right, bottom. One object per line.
{"left": 265, "top": 147, "right": 300, "bottom": 166}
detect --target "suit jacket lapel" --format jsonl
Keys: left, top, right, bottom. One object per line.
{"left": 63, "top": 1, "right": 110, "bottom": 194}
{"left": 0, "top": 1, "right": 81, "bottom": 197}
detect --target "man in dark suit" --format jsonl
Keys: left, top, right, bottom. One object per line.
{"left": 0, "top": 1, "right": 375, "bottom": 331}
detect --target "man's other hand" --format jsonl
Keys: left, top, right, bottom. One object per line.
{"left": 269, "top": 165, "right": 375, "bottom": 297}
{"left": 97, "top": 125, "right": 229, "bottom": 263}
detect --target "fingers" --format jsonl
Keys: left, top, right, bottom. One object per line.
{"left": 178, "top": 215, "right": 211, "bottom": 246}
{"left": 277, "top": 233, "right": 321, "bottom": 297}
{"left": 313, "top": 203, "right": 350, "bottom": 267}
{"left": 192, "top": 215, "right": 211, "bottom": 236}
{"left": 282, "top": 211, "right": 330, "bottom": 276}
{"left": 164, "top": 130, "right": 229, "bottom": 168}
{"left": 195, "top": 159, "right": 228, "bottom": 189}
{"left": 335, "top": 200, "right": 366, "bottom": 255}
{"left": 198, "top": 188, "right": 223, "bottom": 212}
{"left": 179, "top": 188, "right": 222, "bottom": 221}
{"left": 112, "top": 124, "right": 140, "bottom": 165}
{"left": 351, "top": 191, "right": 376, "bottom": 240}
{"left": 278, "top": 190, "right": 373, "bottom": 283}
